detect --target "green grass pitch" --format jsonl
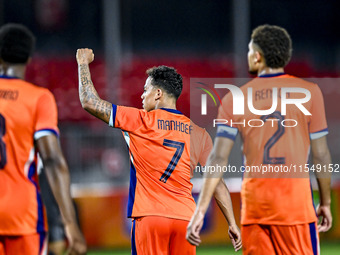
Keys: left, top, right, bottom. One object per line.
{"left": 87, "top": 241, "right": 340, "bottom": 254}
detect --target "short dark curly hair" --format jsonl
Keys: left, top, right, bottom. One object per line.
{"left": 0, "top": 23, "right": 35, "bottom": 64}
{"left": 146, "top": 65, "right": 183, "bottom": 100}
{"left": 251, "top": 25, "right": 292, "bottom": 68}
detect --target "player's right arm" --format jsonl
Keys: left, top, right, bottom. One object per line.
{"left": 76, "top": 48, "right": 111, "bottom": 124}
{"left": 197, "top": 130, "right": 241, "bottom": 251}
{"left": 308, "top": 84, "right": 332, "bottom": 232}
{"left": 36, "top": 135, "right": 87, "bottom": 255}
{"left": 186, "top": 137, "right": 235, "bottom": 246}
{"left": 214, "top": 179, "right": 242, "bottom": 251}
{"left": 311, "top": 136, "right": 332, "bottom": 232}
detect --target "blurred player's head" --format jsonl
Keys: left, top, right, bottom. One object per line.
{"left": 141, "top": 66, "right": 183, "bottom": 111}
{"left": 248, "top": 24, "right": 292, "bottom": 75}
{"left": 0, "top": 23, "right": 35, "bottom": 64}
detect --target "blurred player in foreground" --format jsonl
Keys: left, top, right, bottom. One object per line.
{"left": 76, "top": 48, "right": 242, "bottom": 254}
{"left": 0, "top": 23, "right": 86, "bottom": 255}
{"left": 187, "top": 25, "right": 332, "bottom": 255}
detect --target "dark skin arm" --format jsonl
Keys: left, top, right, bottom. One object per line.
{"left": 213, "top": 179, "right": 242, "bottom": 251}
{"left": 311, "top": 136, "right": 332, "bottom": 232}
{"left": 36, "top": 135, "right": 87, "bottom": 255}
{"left": 76, "top": 48, "right": 111, "bottom": 123}
{"left": 187, "top": 137, "right": 242, "bottom": 251}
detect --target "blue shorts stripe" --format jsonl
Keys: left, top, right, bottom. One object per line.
{"left": 309, "top": 222, "right": 318, "bottom": 255}
{"left": 127, "top": 162, "right": 137, "bottom": 217}
{"left": 131, "top": 220, "right": 137, "bottom": 255}
{"left": 27, "top": 162, "right": 46, "bottom": 235}
{"left": 39, "top": 231, "right": 47, "bottom": 255}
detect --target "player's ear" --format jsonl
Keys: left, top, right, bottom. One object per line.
{"left": 254, "top": 51, "right": 262, "bottom": 63}
{"left": 155, "top": 88, "right": 162, "bottom": 100}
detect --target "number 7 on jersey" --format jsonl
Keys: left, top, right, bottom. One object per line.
{"left": 159, "top": 139, "right": 185, "bottom": 183}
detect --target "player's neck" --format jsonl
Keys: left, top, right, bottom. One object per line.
{"left": 155, "top": 99, "right": 177, "bottom": 110}
{"left": 0, "top": 64, "right": 26, "bottom": 79}
{"left": 257, "top": 67, "right": 285, "bottom": 77}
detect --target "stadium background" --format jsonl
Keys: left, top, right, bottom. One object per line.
{"left": 2, "top": 0, "right": 340, "bottom": 253}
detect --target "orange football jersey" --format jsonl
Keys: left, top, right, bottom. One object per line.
{"left": 109, "top": 106, "right": 212, "bottom": 221}
{"left": 0, "top": 76, "right": 59, "bottom": 235}
{"left": 217, "top": 74, "right": 328, "bottom": 225}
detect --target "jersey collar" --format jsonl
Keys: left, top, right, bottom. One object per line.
{"left": 160, "top": 108, "right": 183, "bottom": 115}
{"left": 0, "top": 75, "right": 19, "bottom": 79}
{"left": 258, "top": 72, "right": 285, "bottom": 78}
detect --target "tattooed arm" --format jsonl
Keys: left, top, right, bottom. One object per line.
{"left": 76, "top": 48, "right": 111, "bottom": 124}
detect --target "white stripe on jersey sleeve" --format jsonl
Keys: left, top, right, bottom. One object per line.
{"left": 109, "top": 105, "right": 114, "bottom": 127}
{"left": 310, "top": 129, "right": 329, "bottom": 140}
{"left": 34, "top": 130, "right": 56, "bottom": 140}
{"left": 216, "top": 124, "right": 239, "bottom": 140}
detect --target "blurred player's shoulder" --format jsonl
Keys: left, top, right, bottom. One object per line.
{"left": 0, "top": 78, "right": 56, "bottom": 104}
{"left": 0, "top": 77, "right": 52, "bottom": 95}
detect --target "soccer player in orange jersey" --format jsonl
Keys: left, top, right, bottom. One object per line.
{"left": 0, "top": 23, "right": 86, "bottom": 255}
{"left": 187, "top": 25, "right": 332, "bottom": 255}
{"left": 76, "top": 49, "right": 242, "bottom": 254}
